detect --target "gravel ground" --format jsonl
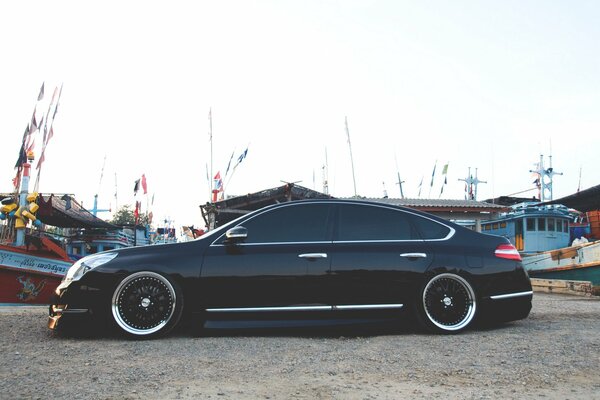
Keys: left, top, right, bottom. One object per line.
{"left": 1, "top": 293, "right": 600, "bottom": 400}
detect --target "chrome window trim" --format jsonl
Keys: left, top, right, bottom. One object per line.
{"left": 211, "top": 240, "right": 332, "bottom": 247}
{"left": 490, "top": 290, "right": 533, "bottom": 300}
{"left": 205, "top": 304, "right": 404, "bottom": 313}
{"left": 209, "top": 199, "right": 456, "bottom": 246}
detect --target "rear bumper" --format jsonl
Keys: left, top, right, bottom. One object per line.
{"left": 479, "top": 290, "right": 533, "bottom": 323}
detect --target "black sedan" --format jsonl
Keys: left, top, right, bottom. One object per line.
{"left": 48, "top": 199, "right": 532, "bottom": 338}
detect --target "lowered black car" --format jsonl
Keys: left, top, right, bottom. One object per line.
{"left": 48, "top": 199, "right": 532, "bottom": 338}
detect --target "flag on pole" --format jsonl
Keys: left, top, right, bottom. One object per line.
{"left": 234, "top": 147, "right": 248, "bottom": 170}
{"left": 133, "top": 179, "right": 140, "bottom": 194}
{"left": 134, "top": 201, "right": 140, "bottom": 224}
{"left": 417, "top": 176, "right": 424, "bottom": 197}
{"left": 214, "top": 172, "right": 223, "bottom": 191}
{"left": 37, "top": 83, "right": 45, "bottom": 101}
{"left": 141, "top": 174, "right": 148, "bottom": 194}
{"left": 225, "top": 150, "right": 235, "bottom": 177}
{"left": 52, "top": 84, "right": 63, "bottom": 121}
{"left": 439, "top": 162, "right": 449, "bottom": 198}
{"left": 429, "top": 161, "right": 437, "bottom": 187}
{"left": 30, "top": 109, "right": 38, "bottom": 134}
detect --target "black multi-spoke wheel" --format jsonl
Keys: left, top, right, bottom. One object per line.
{"left": 419, "top": 273, "right": 476, "bottom": 333}
{"left": 111, "top": 271, "right": 183, "bottom": 338}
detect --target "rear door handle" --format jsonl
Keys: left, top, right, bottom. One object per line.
{"left": 299, "top": 253, "right": 328, "bottom": 259}
{"left": 400, "top": 253, "right": 427, "bottom": 259}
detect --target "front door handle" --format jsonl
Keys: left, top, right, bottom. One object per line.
{"left": 299, "top": 253, "right": 328, "bottom": 259}
{"left": 400, "top": 253, "right": 427, "bottom": 259}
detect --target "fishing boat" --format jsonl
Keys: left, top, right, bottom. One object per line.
{"left": 0, "top": 155, "right": 74, "bottom": 304}
{"left": 484, "top": 181, "right": 600, "bottom": 288}
{"left": 522, "top": 239, "right": 600, "bottom": 287}
{"left": 0, "top": 84, "right": 134, "bottom": 304}
{"left": 480, "top": 201, "right": 574, "bottom": 254}
{"left": 519, "top": 184, "right": 600, "bottom": 287}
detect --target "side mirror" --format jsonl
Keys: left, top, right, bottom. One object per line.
{"left": 225, "top": 226, "right": 248, "bottom": 243}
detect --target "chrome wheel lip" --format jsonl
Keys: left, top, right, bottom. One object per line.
{"left": 422, "top": 273, "right": 476, "bottom": 332}
{"left": 111, "top": 271, "right": 177, "bottom": 336}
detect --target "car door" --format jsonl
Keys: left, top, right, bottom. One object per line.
{"left": 199, "top": 202, "right": 334, "bottom": 309}
{"left": 327, "top": 203, "right": 435, "bottom": 306}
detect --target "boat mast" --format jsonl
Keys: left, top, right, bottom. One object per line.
{"left": 15, "top": 154, "right": 35, "bottom": 247}
{"left": 530, "top": 154, "right": 562, "bottom": 202}
{"left": 91, "top": 155, "right": 110, "bottom": 216}
{"left": 459, "top": 167, "right": 487, "bottom": 201}
{"left": 322, "top": 148, "right": 329, "bottom": 195}
{"left": 344, "top": 117, "right": 358, "bottom": 197}
{"left": 394, "top": 153, "right": 405, "bottom": 199}
{"left": 209, "top": 108, "right": 214, "bottom": 202}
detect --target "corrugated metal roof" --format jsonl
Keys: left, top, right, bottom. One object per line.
{"left": 354, "top": 197, "right": 508, "bottom": 210}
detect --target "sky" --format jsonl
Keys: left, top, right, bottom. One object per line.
{"left": 1, "top": 1, "right": 600, "bottom": 230}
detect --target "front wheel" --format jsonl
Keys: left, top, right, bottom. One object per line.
{"left": 417, "top": 273, "right": 477, "bottom": 333}
{"left": 111, "top": 271, "right": 183, "bottom": 338}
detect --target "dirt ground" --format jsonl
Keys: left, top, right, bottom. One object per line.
{"left": 1, "top": 292, "right": 600, "bottom": 399}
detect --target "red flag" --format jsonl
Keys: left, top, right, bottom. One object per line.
{"left": 213, "top": 171, "right": 223, "bottom": 191}
{"left": 141, "top": 174, "right": 148, "bottom": 194}
{"left": 134, "top": 201, "right": 140, "bottom": 224}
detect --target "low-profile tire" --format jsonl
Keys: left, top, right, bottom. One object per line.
{"left": 417, "top": 273, "right": 477, "bottom": 334}
{"left": 111, "top": 271, "right": 183, "bottom": 338}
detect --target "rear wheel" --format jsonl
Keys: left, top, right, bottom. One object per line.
{"left": 418, "top": 273, "right": 476, "bottom": 333}
{"left": 111, "top": 271, "right": 183, "bottom": 338}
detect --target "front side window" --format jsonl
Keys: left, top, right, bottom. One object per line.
{"left": 548, "top": 218, "right": 556, "bottom": 232}
{"left": 336, "top": 204, "right": 417, "bottom": 241}
{"left": 237, "top": 203, "right": 332, "bottom": 244}
{"left": 526, "top": 218, "right": 536, "bottom": 231}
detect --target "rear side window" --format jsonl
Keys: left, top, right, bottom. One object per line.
{"left": 406, "top": 213, "right": 451, "bottom": 240}
{"left": 336, "top": 204, "right": 417, "bottom": 241}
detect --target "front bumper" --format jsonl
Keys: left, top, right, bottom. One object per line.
{"left": 48, "top": 304, "right": 91, "bottom": 330}
{"left": 47, "top": 277, "right": 108, "bottom": 331}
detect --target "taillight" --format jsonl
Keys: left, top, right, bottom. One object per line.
{"left": 494, "top": 244, "right": 522, "bottom": 261}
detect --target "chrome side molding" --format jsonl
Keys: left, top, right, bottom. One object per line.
{"left": 490, "top": 291, "right": 533, "bottom": 300}
{"left": 206, "top": 304, "right": 404, "bottom": 313}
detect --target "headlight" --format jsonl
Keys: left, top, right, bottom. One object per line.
{"left": 64, "top": 252, "right": 118, "bottom": 283}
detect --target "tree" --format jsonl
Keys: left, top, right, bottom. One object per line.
{"left": 110, "top": 205, "right": 150, "bottom": 226}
